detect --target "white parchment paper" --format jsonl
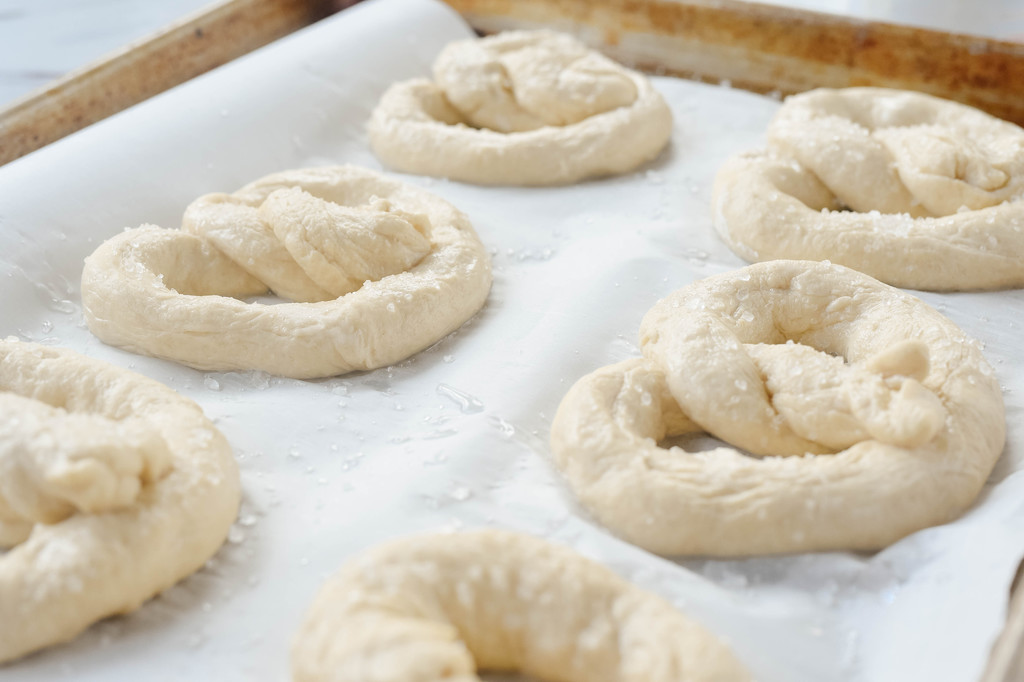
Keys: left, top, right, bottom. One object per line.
{"left": 1, "top": 1, "right": 1023, "bottom": 680}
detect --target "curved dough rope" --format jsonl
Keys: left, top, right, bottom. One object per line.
{"left": 713, "top": 88, "right": 1024, "bottom": 290}
{"left": 551, "top": 261, "right": 1005, "bottom": 556}
{"left": 291, "top": 530, "right": 749, "bottom": 682}
{"left": 81, "top": 166, "right": 492, "bottom": 379}
{"left": 0, "top": 340, "right": 239, "bottom": 662}
{"left": 368, "top": 30, "right": 673, "bottom": 186}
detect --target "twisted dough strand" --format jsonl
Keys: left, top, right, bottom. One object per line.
{"left": 713, "top": 88, "right": 1024, "bottom": 290}
{"left": 770, "top": 88, "right": 1024, "bottom": 216}
{"left": 551, "top": 261, "right": 1004, "bottom": 555}
{"left": 0, "top": 340, "right": 239, "bottom": 663}
{"left": 433, "top": 30, "right": 639, "bottom": 133}
{"left": 369, "top": 31, "right": 672, "bottom": 186}
{"left": 82, "top": 166, "right": 491, "bottom": 378}
{"left": 292, "top": 531, "right": 749, "bottom": 682}
{"left": 183, "top": 187, "right": 432, "bottom": 303}
{"left": 0, "top": 393, "right": 170, "bottom": 537}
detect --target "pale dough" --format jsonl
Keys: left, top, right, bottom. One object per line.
{"left": 550, "top": 260, "right": 1005, "bottom": 556}
{"left": 81, "top": 165, "right": 492, "bottom": 379}
{"left": 368, "top": 30, "right": 673, "bottom": 186}
{"left": 0, "top": 339, "right": 239, "bottom": 662}
{"left": 713, "top": 88, "right": 1024, "bottom": 290}
{"left": 291, "top": 530, "right": 750, "bottom": 682}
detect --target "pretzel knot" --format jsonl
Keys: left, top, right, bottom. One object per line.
{"left": 713, "top": 88, "right": 1024, "bottom": 290}
{"left": 0, "top": 340, "right": 239, "bottom": 662}
{"left": 368, "top": 30, "right": 673, "bottom": 185}
{"left": 291, "top": 531, "right": 750, "bottom": 682}
{"left": 82, "top": 166, "right": 492, "bottom": 379}
{"left": 551, "top": 261, "right": 1005, "bottom": 556}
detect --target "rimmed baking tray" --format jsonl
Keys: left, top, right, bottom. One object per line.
{"left": 4, "top": 0, "right": 1024, "bottom": 165}
{"left": 1, "top": 1, "right": 1022, "bottom": 680}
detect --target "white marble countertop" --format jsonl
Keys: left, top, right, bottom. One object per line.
{"left": 755, "top": 0, "right": 1024, "bottom": 40}
{"left": 0, "top": 0, "right": 215, "bottom": 107}
{"left": 1, "top": 0, "right": 1021, "bottom": 113}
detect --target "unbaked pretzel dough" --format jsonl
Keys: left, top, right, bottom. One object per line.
{"left": 291, "top": 530, "right": 750, "bottom": 682}
{"left": 368, "top": 30, "right": 673, "bottom": 185}
{"left": 550, "top": 260, "right": 1005, "bottom": 555}
{"left": 81, "top": 166, "right": 491, "bottom": 378}
{"left": 0, "top": 339, "right": 239, "bottom": 662}
{"left": 713, "top": 88, "right": 1024, "bottom": 290}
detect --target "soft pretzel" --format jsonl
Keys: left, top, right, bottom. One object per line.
{"left": 550, "top": 261, "right": 1005, "bottom": 556}
{"left": 368, "top": 30, "right": 673, "bottom": 185}
{"left": 81, "top": 166, "right": 492, "bottom": 378}
{"left": 0, "top": 339, "right": 239, "bottom": 662}
{"left": 291, "top": 530, "right": 750, "bottom": 682}
{"left": 713, "top": 88, "right": 1024, "bottom": 290}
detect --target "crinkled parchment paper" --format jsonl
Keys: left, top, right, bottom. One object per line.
{"left": 1, "top": 1, "right": 1023, "bottom": 680}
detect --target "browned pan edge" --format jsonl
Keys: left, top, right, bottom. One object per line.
{"left": 444, "top": 0, "right": 1024, "bottom": 126}
{"left": 0, "top": 0, "right": 339, "bottom": 166}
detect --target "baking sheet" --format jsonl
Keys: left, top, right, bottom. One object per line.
{"left": 1, "top": 0, "right": 1023, "bottom": 680}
